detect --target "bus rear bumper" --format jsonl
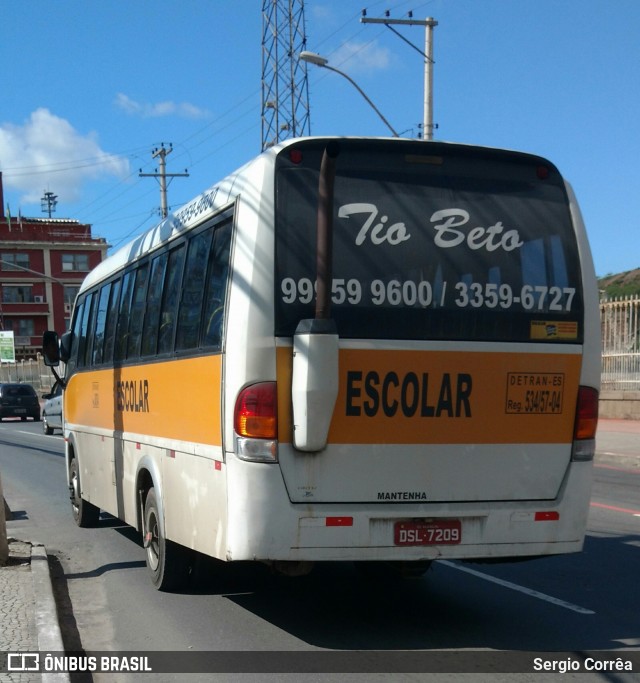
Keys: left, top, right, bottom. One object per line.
{"left": 225, "top": 459, "right": 592, "bottom": 563}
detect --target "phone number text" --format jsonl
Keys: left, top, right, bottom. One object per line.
{"left": 280, "top": 277, "right": 576, "bottom": 312}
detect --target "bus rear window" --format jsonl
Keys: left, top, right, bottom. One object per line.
{"left": 274, "top": 140, "right": 583, "bottom": 343}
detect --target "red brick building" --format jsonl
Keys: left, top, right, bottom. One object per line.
{"left": 0, "top": 174, "right": 108, "bottom": 360}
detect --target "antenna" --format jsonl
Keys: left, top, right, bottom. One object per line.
{"left": 41, "top": 191, "right": 58, "bottom": 218}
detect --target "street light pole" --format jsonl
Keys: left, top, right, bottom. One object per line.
{"left": 300, "top": 51, "right": 399, "bottom": 137}
{"left": 0, "top": 259, "right": 66, "bottom": 285}
{"left": 360, "top": 15, "right": 438, "bottom": 140}
{"left": 0, "top": 258, "right": 71, "bottom": 334}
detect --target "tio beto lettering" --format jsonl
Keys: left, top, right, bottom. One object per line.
{"left": 336, "top": 202, "right": 524, "bottom": 253}
{"left": 338, "top": 203, "right": 411, "bottom": 246}
{"left": 430, "top": 208, "right": 524, "bottom": 252}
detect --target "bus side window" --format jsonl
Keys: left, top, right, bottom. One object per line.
{"left": 92, "top": 283, "right": 112, "bottom": 365}
{"left": 102, "top": 278, "right": 122, "bottom": 364}
{"left": 157, "top": 244, "right": 186, "bottom": 355}
{"left": 141, "top": 252, "right": 168, "bottom": 357}
{"left": 176, "top": 229, "right": 213, "bottom": 352}
{"left": 76, "top": 293, "right": 95, "bottom": 370}
{"left": 114, "top": 272, "right": 135, "bottom": 363}
{"left": 127, "top": 263, "right": 150, "bottom": 359}
{"left": 201, "top": 221, "right": 232, "bottom": 350}
{"left": 67, "top": 298, "right": 86, "bottom": 377}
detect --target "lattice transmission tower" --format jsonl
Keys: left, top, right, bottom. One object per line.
{"left": 261, "top": 0, "right": 311, "bottom": 151}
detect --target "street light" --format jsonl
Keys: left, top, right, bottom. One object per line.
{"left": 300, "top": 51, "right": 399, "bottom": 138}
{"left": 0, "top": 259, "right": 66, "bottom": 285}
{"left": 0, "top": 258, "right": 73, "bottom": 332}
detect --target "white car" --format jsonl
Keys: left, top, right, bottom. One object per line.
{"left": 42, "top": 382, "right": 63, "bottom": 435}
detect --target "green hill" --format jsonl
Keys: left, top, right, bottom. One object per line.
{"left": 598, "top": 268, "right": 640, "bottom": 299}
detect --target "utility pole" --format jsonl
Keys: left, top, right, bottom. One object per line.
{"left": 423, "top": 17, "right": 437, "bottom": 141}
{"left": 361, "top": 12, "right": 438, "bottom": 140}
{"left": 139, "top": 144, "right": 189, "bottom": 218}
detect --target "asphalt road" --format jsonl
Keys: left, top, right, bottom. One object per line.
{"left": 1, "top": 418, "right": 639, "bottom": 682}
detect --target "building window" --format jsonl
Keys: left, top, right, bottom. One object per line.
{"left": 3, "top": 319, "right": 35, "bottom": 336}
{"left": 64, "top": 285, "right": 81, "bottom": 306}
{"left": 62, "top": 253, "right": 90, "bottom": 271}
{"left": 2, "top": 285, "right": 34, "bottom": 303}
{"left": 1, "top": 252, "right": 30, "bottom": 272}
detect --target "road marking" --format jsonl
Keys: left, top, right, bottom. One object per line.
{"left": 439, "top": 560, "right": 595, "bottom": 615}
{"left": 0, "top": 427, "right": 59, "bottom": 437}
{"left": 596, "top": 460, "right": 640, "bottom": 473}
{"left": 4, "top": 429, "right": 45, "bottom": 438}
{"left": 591, "top": 501, "right": 640, "bottom": 517}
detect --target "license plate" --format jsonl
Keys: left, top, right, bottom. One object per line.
{"left": 14, "top": 408, "right": 27, "bottom": 414}
{"left": 394, "top": 519, "right": 462, "bottom": 546}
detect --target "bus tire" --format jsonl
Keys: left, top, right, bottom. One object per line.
{"left": 143, "top": 487, "right": 189, "bottom": 591}
{"left": 69, "top": 457, "right": 100, "bottom": 527}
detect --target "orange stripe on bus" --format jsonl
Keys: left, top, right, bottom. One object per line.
{"left": 277, "top": 347, "right": 581, "bottom": 445}
{"left": 64, "top": 355, "right": 223, "bottom": 446}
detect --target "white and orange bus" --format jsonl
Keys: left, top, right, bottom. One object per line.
{"left": 43, "top": 137, "right": 600, "bottom": 590}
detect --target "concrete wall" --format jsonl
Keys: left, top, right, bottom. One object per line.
{"left": 599, "top": 391, "right": 640, "bottom": 420}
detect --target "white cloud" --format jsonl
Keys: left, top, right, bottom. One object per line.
{"left": 329, "top": 41, "right": 392, "bottom": 75}
{"left": 310, "top": 4, "right": 334, "bottom": 21}
{"left": 115, "top": 93, "right": 210, "bottom": 119}
{"left": 0, "top": 108, "right": 129, "bottom": 204}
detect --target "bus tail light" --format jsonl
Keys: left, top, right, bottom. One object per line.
{"left": 571, "top": 386, "right": 599, "bottom": 461}
{"left": 234, "top": 382, "right": 278, "bottom": 462}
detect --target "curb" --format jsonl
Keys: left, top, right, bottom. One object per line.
{"left": 31, "top": 545, "right": 70, "bottom": 683}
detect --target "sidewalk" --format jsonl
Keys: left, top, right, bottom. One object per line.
{"left": 0, "top": 418, "right": 638, "bottom": 679}
{"left": 0, "top": 534, "right": 68, "bottom": 682}
{"left": 0, "top": 539, "right": 39, "bottom": 682}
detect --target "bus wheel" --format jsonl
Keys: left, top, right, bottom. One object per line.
{"left": 69, "top": 457, "right": 100, "bottom": 527}
{"left": 143, "top": 487, "right": 189, "bottom": 591}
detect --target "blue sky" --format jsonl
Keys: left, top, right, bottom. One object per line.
{"left": 1, "top": 0, "right": 638, "bottom": 277}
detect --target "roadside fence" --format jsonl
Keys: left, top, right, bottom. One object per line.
{"left": 600, "top": 295, "right": 640, "bottom": 391}
{"left": 0, "top": 356, "right": 54, "bottom": 393}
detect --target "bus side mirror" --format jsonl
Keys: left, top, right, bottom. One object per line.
{"left": 42, "top": 331, "right": 60, "bottom": 367}
{"left": 59, "top": 331, "right": 73, "bottom": 364}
